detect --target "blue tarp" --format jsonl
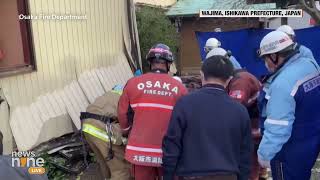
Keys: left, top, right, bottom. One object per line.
{"left": 195, "top": 27, "right": 320, "bottom": 78}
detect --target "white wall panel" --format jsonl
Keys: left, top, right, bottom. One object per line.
{"left": 1, "top": 0, "right": 136, "bottom": 150}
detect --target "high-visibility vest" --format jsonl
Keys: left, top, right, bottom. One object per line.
{"left": 82, "top": 123, "right": 126, "bottom": 145}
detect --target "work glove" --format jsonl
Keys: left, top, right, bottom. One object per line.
{"left": 258, "top": 155, "right": 270, "bottom": 168}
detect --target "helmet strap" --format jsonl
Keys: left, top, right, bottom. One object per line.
{"left": 267, "top": 54, "right": 278, "bottom": 65}
{"left": 274, "top": 54, "right": 280, "bottom": 65}
{"left": 166, "top": 62, "right": 171, "bottom": 73}
{"left": 268, "top": 47, "right": 300, "bottom": 76}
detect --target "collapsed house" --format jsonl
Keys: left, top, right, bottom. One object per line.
{"left": 0, "top": 0, "right": 141, "bottom": 154}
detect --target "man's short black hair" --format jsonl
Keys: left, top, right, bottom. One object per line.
{"left": 201, "top": 55, "right": 234, "bottom": 81}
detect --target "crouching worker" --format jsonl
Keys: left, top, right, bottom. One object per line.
{"left": 81, "top": 85, "right": 132, "bottom": 180}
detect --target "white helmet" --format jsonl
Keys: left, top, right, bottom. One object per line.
{"left": 259, "top": 31, "right": 294, "bottom": 57}
{"left": 206, "top": 47, "right": 228, "bottom": 59}
{"left": 276, "top": 25, "right": 295, "bottom": 36}
{"left": 204, "top": 38, "right": 221, "bottom": 53}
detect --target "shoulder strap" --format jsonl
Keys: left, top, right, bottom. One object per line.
{"left": 80, "top": 112, "right": 113, "bottom": 123}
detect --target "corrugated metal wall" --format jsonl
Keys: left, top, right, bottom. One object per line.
{"left": 0, "top": 0, "right": 135, "bottom": 152}
{"left": 0, "top": 0, "right": 132, "bottom": 107}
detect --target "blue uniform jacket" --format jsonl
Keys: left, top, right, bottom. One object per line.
{"left": 299, "top": 45, "right": 314, "bottom": 60}
{"left": 258, "top": 45, "right": 320, "bottom": 161}
{"left": 230, "top": 56, "right": 242, "bottom": 70}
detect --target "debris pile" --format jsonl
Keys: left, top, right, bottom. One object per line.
{"left": 181, "top": 75, "right": 202, "bottom": 92}
{"left": 32, "top": 133, "right": 96, "bottom": 180}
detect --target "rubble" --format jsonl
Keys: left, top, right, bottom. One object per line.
{"left": 32, "top": 133, "right": 95, "bottom": 180}
{"left": 181, "top": 75, "right": 202, "bottom": 92}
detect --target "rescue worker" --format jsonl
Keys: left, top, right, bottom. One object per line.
{"left": 257, "top": 31, "right": 320, "bottom": 180}
{"left": 204, "top": 39, "right": 242, "bottom": 69}
{"left": 162, "top": 55, "right": 252, "bottom": 180}
{"left": 81, "top": 85, "right": 131, "bottom": 180}
{"left": 276, "top": 25, "right": 315, "bottom": 59}
{"left": 207, "top": 48, "right": 264, "bottom": 180}
{"left": 258, "top": 24, "right": 316, "bottom": 136}
{"left": 204, "top": 38, "right": 221, "bottom": 53}
{"left": 118, "top": 43, "right": 188, "bottom": 180}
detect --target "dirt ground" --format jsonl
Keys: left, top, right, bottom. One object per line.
{"left": 76, "top": 163, "right": 104, "bottom": 180}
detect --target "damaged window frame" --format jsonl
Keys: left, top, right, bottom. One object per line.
{"left": 0, "top": 0, "right": 36, "bottom": 77}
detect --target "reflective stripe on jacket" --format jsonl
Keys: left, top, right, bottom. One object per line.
{"left": 118, "top": 72, "right": 188, "bottom": 166}
{"left": 258, "top": 46, "right": 320, "bottom": 161}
